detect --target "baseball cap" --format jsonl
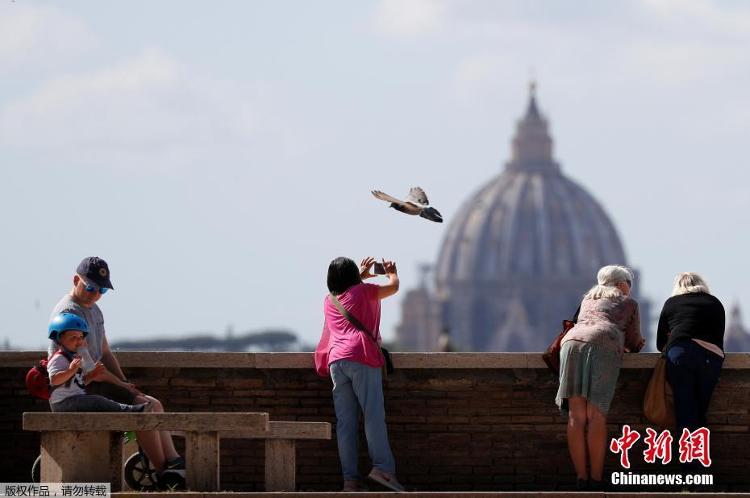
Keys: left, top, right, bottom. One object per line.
{"left": 76, "top": 256, "right": 114, "bottom": 290}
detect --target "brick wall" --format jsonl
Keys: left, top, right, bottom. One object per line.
{"left": 2, "top": 352, "right": 750, "bottom": 491}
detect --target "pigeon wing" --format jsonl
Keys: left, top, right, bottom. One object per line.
{"left": 372, "top": 190, "right": 406, "bottom": 206}
{"left": 406, "top": 187, "right": 430, "bottom": 206}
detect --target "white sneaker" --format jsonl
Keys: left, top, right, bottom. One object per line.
{"left": 367, "top": 468, "right": 404, "bottom": 492}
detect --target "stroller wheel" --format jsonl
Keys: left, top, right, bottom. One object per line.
{"left": 31, "top": 455, "right": 41, "bottom": 483}
{"left": 124, "top": 452, "right": 158, "bottom": 491}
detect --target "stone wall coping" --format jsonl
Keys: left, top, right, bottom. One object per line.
{"left": 23, "top": 412, "right": 269, "bottom": 432}
{"left": 3, "top": 351, "right": 750, "bottom": 369}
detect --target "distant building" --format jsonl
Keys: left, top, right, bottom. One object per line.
{"left": 725, "top": 304, "right": 750, "bottom": 352}
{"left": 111, "top": 329, "right": 307, "bottom": 352}
{"left": 396, "top": 83, "right": 650, "bottom": 352}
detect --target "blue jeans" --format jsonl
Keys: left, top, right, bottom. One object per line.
{"left": 666, "top": 339, "right": 723, "bottom": 472}
{"left": 330, "top": 359, "right": 396, "bottom": 480}
{"left": 666, "top": 339, "right": 723, "bottom": 431}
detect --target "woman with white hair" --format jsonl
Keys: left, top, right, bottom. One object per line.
{"left": 657, "top": 273, "right": 725, "bottom": 440}
{"left": 556, "top": 265, "right": 645, "bottom": 490}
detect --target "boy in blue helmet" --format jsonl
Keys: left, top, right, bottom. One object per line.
{"left": 48, "top": 312, "right": 149, "bottom": 413}
{"left": 48, "top": 313, "right": 186, "bottom": 487}
{"left": 50, "top": 257, "right": 185, "bottom": 479}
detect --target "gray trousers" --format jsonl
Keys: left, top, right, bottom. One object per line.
{"left": 50, "top": 394, "right": 146, "bottom": 412}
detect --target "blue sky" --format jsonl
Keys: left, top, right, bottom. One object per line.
{"left": 2, "top": 0, "right": 749, "bottom": 349}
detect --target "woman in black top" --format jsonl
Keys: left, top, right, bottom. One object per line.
{"left": 657, "top": 272, "right": 725, "bottom": 439}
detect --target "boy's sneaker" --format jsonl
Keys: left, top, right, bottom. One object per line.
{"left": 160, "top": 456, "right": 186, "bottom": 484}
{"left": 156, "top": 458, "right": 185, "bottom": 490}
{"left": 165, "top": 456, "right": 185, "bottom": 471}
{"left": 157, "top": 469, "right": 185, "bottom": 491}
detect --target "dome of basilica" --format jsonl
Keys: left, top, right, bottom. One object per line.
{"left": 396, "top": 84, "right": 644, "bottom": 352}
{"left": 436, "top": 88, "right": 626, "bottom": 286}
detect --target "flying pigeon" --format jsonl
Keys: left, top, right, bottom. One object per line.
{"left": 371, "top": 187, "right": 443, "bottom": 223}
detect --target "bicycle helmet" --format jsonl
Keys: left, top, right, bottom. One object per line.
{"left": 48, "top": 313, "right": 89, "bottom": 342}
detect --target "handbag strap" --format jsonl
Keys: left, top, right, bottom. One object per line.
{"left": 329, "top": 293, "right": 379, "bottom": 346}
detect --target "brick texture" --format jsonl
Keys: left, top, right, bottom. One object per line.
{"left": 2, "top": 356, "right": 749, "bottom": 491}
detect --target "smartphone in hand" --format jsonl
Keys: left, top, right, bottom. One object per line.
{"left": 372, "top": 262, "right": 386, "bottom": 275}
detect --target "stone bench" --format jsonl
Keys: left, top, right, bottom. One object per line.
{"left": 168, "top": 421, "right": 332, "bottom": 491}
{"left": 25, "top": 413, "right": 331, "bottom": 492}
{"left": 23, "top": 412, "right": 269, "bottom": 491}
{"left": 222, "top": 421, "right": 332, "bottom": 491}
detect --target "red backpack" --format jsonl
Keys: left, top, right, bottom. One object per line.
{"left": 25, "top": 351, "right": 65, "bottom": 400}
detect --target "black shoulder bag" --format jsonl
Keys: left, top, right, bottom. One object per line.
{"left": 329, "top": 293, "right": 394, "bottom": 376}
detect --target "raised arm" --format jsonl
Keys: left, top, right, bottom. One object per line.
{"left": 100, "top": 335, "right": 127, "bottom": 381}
{"left": 624, "top": 303, "right": 645, "bottom": 352}
{"left": 50, "top": 356, "right": 82, "bottom": 386}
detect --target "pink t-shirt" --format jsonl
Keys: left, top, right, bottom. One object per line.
{"left": 324, "top": 283, "right": 384, "bottom": 368}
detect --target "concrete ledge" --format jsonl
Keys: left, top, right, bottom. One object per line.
{"left": 3, "top": 351, "right": 750, "bottom": 369}
{"left": 23, "top": 412, "right": 269, "bottom": 431}
{"left": 173, "top": 421, "right": 332, "bottom": 440}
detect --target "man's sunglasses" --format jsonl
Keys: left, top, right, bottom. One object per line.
{"left": 81, "top": 279, "right": 109, "bottom": 294}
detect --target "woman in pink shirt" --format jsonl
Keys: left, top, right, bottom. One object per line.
{"left": 317, "top": 256, "right": 403, "bottom": 492}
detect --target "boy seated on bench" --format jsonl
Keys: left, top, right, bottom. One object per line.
{"left": 47, "top": 312, "right": 185, "bottom": 485}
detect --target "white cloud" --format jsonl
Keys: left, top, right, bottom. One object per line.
{"left": 638, "top": 0, "right": 750, "bottom": 38}
{"left": 453, "top": 53, "right": 524, "bottom": 101}
{"left": 373, "top": 0, "right": 750, "bottom": 39}
{"left": 438, "top": 0, "right": 750, "bottom": 107}
{"left": 616, "top": 39, "right": 747, "bottom": 86}
{"left": 0, "top": 4, "right": 95, "bottom": 70}
{"left": 0, "top": 48, "right": 293, "bottom": 170}
{"left": 373, "top": 0, "right": 447, "bottom": 36}
{"left": 372, "top": 0, "right": 636, "bottom": 38}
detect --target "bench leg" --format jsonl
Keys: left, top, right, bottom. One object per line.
{"left": 265, "top": 439, "right": 295, "bottom": 491}
{"left": 186, "top": 431, "right": 220, "bottom": 491}
{"left": 41, "top": 431, "right": 111, "bottom": 483}
{"left": 109, "top": 432, "right": 123, "bottom": 492}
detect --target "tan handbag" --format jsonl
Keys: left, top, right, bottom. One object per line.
{"left": 643, "top": 355, "right": 675, "bottom": 428}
